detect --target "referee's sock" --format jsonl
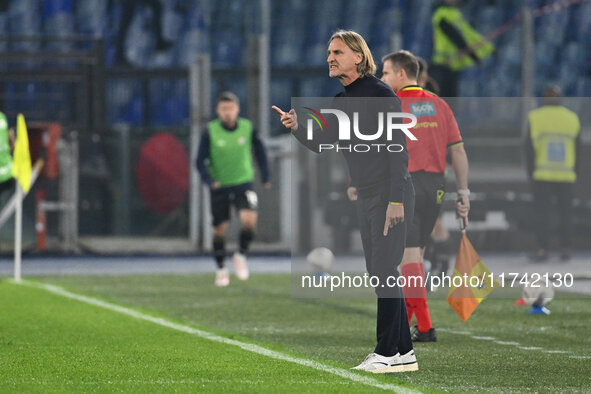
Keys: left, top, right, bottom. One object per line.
{"left": 213, "top": 235, "right": 226, "bottom": 269}
{"left": 414, "top": 297, "right": 432, "bottom": 333}
{"left": 239, "top": 228, "right": 255, "bottom": 255}
{"left": 401, "top": 263, "right": 432, "bottom": 332}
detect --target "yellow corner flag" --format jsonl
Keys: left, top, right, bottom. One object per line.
{"left": 447, "top": 232, "right": 499, "bottom": 322}
{"left": 12, "top": 114, "right": 32, "bottom": 194}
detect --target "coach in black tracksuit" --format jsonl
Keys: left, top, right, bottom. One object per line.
{"left": 273, "top": 30, "right": 416, "bottom": 372}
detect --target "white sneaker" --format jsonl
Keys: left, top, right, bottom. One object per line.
{"left": 232, "top": 252, "right": 249, "bottom": 280}
{"left": 400, "top": 349, "right": 419, "bottom": 372}
{"left": 214, "top": 268, "right": 230, "bottom": 287}
{"left": 351, "top": 353, "right": 403, "bottom": 373}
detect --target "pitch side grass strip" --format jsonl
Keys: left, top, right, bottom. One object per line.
{"left": 437, "top": 328, "right": 591, "bottom": 359}
{"left": 15, "top": 280, "right": 421, "bottom": 394}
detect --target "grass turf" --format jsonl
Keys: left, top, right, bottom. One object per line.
{"left": 3, "top": 273, "right": 591, "bottom": 392}
{"left": 0, "top": 279, "right": 421, "bottom": 393}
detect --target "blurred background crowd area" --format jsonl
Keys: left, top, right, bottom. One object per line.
{"left": 0, "top": 0, "right": 590, "bottom": 254}
{"left": 0, "top": 0, "right": 590, "bottom": 128}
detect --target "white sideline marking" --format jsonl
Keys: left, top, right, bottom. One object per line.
{"left": 517, "top": 346, "right": 543, "bottom": 351}
{"left": 17, "top": 280, "right": 419, "bottom": 394}
{"left": 439, "top": 328, "right": 588, "bottom": 359}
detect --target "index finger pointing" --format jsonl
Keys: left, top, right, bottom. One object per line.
{"left": 271, "top": 105, "right": 285, "bottom": 116}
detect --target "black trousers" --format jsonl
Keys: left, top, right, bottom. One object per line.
{"left": 429, "top": 64, "right": 459, "bottom": 97}
{"left": 532, "top": 181, "right": 574, "bottom": 249}
{"left": 355, "top": 181, "right": 415, "bottom": 357}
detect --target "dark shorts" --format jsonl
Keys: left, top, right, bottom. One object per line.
{"left": 211, "top": 186, "right": 258, "bottom": 227}
{"left": 0, "top": 178, "right": 15, "bottom": 199}
{"left": 406, "top": 171, "right": 445, "bottom": 248}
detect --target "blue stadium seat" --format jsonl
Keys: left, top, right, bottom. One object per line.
{"left": 273, "top": 26, "right": 305, "bottom": 65}
{"left": 270, "top": 79, "right": 292, "bottom": 116}
{"left": 574, "top": 2, "right": 591, "bottom": 45}
{"left": 0, "top": 13, "right": 7, "bottom": 53}
{"left": 343, "top": 0, "right": 376, "bottom": 40}
{"left": 149, "top": 79, "right": 170, "bottom": 125}
{"left": 306, "top": 0, "right": 343, "bottom": 47}
{"left": 124, "top": 96, "right": 143, "bottom": 126}
{"left": 8, "top": 0, "right": 42, "bottom": 51}
{"left": 458, "top": 68, "right": 479, "bottom": 97}
{"left": 108, "top": 80, "right": 142, "bottom": 125}
{"left": 372, "top": 2, "right": 402, "bottom": 53}
{"left": 300, "top": 77, "right": 325, "bottom": 97}
{"left": 161, "top": 6, "right": 183, "bottom": 43}
{"left": 211, "top": 29, "right": 242, "bottom": 65}
{"left": 42, "top": 0, "right": 72, "bottom": 19}
{"left": 475, "top": 6, "right": 501, "bottom": 35}
{"left": 186, "top": 0, "right": 208, "bottom": 31}
{"left": 575, "top": 77, "right": 591, "bottom": 97}
{"left": 405, "top": 0, "right": 435, "bottom": 58}
{"left": 176, "top": 29, "right": 206, "bottom": 67}
{"left": 150, "top": 80, "right": 188, "bottom": 126}
{"left": 124, "top": 6, "right": 154, "bottom": 68}
{"left": 148, "top": 49, "right": 174, "bottom": 69}
{"left": 270, "top": 0, "right": 308, "bottom": 65}
{"left": 44, "top": 12, "right": 74, "bottom": 52}
{"left": 75, "top": 0, "right": 107, "bottom": 37}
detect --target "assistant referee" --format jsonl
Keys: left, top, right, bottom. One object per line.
{"left": 381, "top": 50, "right": 470, "bottom": 342}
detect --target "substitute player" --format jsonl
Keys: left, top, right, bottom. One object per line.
{"left": 196, "top": 92, "right": 271, "bottom": 287}
{"left": 381, "top": 50, "right": 470, "bottom": 342}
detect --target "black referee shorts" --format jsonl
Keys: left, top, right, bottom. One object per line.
{"left": 406, "top": 171, "right": 445, "bottom": 248}
{"left": 210, "top": 186, "right": 258, "bottom": 227}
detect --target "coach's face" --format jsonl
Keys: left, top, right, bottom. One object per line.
{"left": 216, "top": 100, "right": 240, "bottom": 127}
{"left": 327, "top": 38, "right": 362, "bottom": 82}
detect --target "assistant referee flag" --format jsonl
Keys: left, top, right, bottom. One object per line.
{"left": 12, "top": 114, "right": 32, "bottom": 193}
{"left": 448, "top": 232, "right": 499, "bottom": 322}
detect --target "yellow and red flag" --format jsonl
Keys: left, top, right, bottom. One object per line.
{"left": 447, "top": 232, "right": 499, "bottom": 322}
{"left": 12, "top": 114, "right": 32, "bottom": 194}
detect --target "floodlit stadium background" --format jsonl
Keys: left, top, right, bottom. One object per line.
{"left": 1, "top": 1, "right": 591, "bottom": 392}
{"left": 0, "top": 0, "right": 589, "bottom": 269}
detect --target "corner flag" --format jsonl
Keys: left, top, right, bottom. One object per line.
{"left": 12, "top": 114, "right": 32, "bottom": 193}
{"left": 447, "top": 231, "right": 499, "bottom": 322}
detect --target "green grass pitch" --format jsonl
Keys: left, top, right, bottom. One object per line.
{"left": 1, "top": 273, "right": 590, "bottom": 393}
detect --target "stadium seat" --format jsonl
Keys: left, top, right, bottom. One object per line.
{"left": 176, "top": 29, "right": 206, "bottom": 67}
{"left": 5, "top": 0, "right": 591, "bottom": 125}
{"left": 42, "top": 0, "right": 72, "bottom": 19}
{"left": 108, "top": 80, "right": 141, "bottom": 126}
{"left": 211, "top": 29, "right": 243, "bottom": 65}
{"left": 0, "top": 13, "right": 7, "bottom": 53}
{"left": 75, "top": 0, "right": 106, "bottom": 38}
{"left": 372, "top": 3, "right": 402, "bottom": 55}
{"left": 124, "top": 96, "right": 143, "bottom": 126}
{"left": 161, "top": 3, "right": 183, "bottom": 43}
{"left": 44, "top": 12, "right": 74, "bottom": 52}
{"left": 124, "top": 6, "right": 154, "bottom": 68}
{"left": 343, "top": 0, "right": 376, "bottom": 40}
{"left": 8, "top": 0, "right": 42, "bottom": 52}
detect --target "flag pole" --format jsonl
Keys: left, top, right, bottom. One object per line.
{"left": 14, "top": 183, "right": 23, "bottom": 282}
{"left": 457, "top": 201, "right": 467, "bottom": 233}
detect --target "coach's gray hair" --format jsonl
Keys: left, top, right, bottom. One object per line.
{"left": 329, "top": 30, "right": 376, "bottom": 78}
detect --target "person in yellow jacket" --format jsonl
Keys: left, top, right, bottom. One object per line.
{"left": 430, "top": 0, "right": 494, "bottom": 97}
{"left": 526, "top": 86, "right": 581, "bottom": 261}
{"left": 0, "top": 112, "right": 15, "bottom": 203}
